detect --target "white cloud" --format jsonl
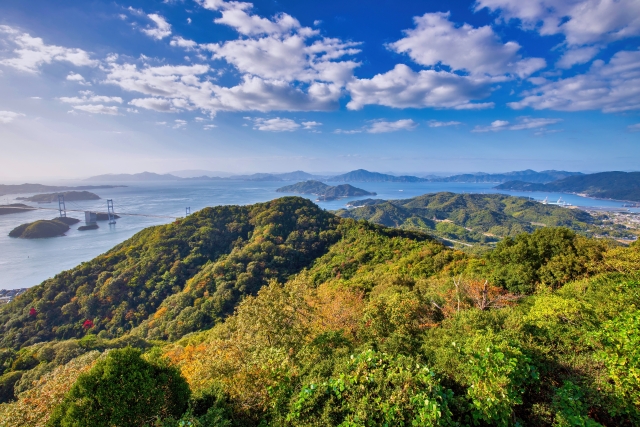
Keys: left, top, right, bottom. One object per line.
{"left": 473, "top": 117, "right": 562, "bottom": 132}
{"left": 173, "top": 119, "right": 187, "bottom": 129}
{"left": 203, "top": 124, "right": 217, "bottom": 130}
{"left": 66, "top": 72, "right": 91, "bottom": 85}
{"left": 198, "top": 0, "right": 303, "bottom": 36}
{"left": 509, "top": 50, "right": 640, "bottom": 112}
{"left": 206, "top": 34, "right": 360, "bottom": 85}
{"left": 142, "top": 14, "right": 172, "bottom": 40}
{"left": 72, "top": 105, "right": 119, "bottom": 115}
{"left": 59, "top": 91, "right": 122, "bottom": 104}
{"left": 0, "top": 110, "right": 25, "bottom": 123}
{"left": 388, "top": 12, "right": 545, "bottom": 78}
{"left": 187, "top": 18, "right": 192, "bottom": 24}
{"left": 366, "top": 119, "right": 417, "bottom": 133}
{"left": 333, "top": 129, "right": 362, "bottom": 134}
{"left": 105, "top": 62, "right": 345, "bottom": 114}
{"left": 476, "top": 0, "right": 640, "bottom": 47}
{"left": 427, "top": 120, "right": 462, "bottom": 127}
{"left": 252, "top": 117, "right": 300, "bottom": 131}
{"left": 556, "top": 46, "right": 601, "bottom": 69}
{"left": 628, "top": 123, "right": 640, "bottom": 132}
{"left": 347, "top": 64, "right": 495, "bottom": 110}
{"left": 302, "top": 121, "right": 322, "bottom": 129}
{"left": 129, "top": 97, "right": 177, "bottom": 112}
{"left": 170, "top": 36, "right": 197, "bottom": 49}
{"left": 0, "top": 25, "right": 97, "bottom": 73}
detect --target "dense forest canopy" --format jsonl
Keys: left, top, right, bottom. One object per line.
{"left": 0, "top": 196, "right": 638, "bottom": 426}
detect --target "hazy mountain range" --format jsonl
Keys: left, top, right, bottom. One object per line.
{"left": 84, "top": 169, "right": 580, "bottom": 184}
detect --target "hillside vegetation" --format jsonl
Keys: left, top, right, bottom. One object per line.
{"left": 8, "top": 217, "right": 80, "bottom": 239}
{"left": 335, "top": 192, "right": 615, "bottom": 249}
{"left": 0, "top": 197, "right": 638, "bottom": 426}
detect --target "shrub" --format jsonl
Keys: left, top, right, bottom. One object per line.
{"left": 47, "top": 348, "right": 190, "bottom": 427}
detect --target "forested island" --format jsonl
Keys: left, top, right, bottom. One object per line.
{"left": 276, "top": 180, "right": 376, "bottom": 200}
{"left": 8, "top": 217, "right": 79, "bottom": 239}
{"left": 17, "top": 191, "right": 100, "bottom": 203}
{"left": 0, "top": 196, "right": 638, "bottom": 426}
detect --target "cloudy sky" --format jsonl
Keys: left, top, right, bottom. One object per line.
{"left": 0, "top": 0, "right": 639, "bottom": 179}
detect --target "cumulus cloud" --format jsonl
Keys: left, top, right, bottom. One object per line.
{"left": 59, "top": 91, "right": 122, "bottom": 104}
{"left": 105, "top": 61, "right": 344, "bottom": 114}
{"left": 170, "top": 36, "right": 197, "bottom": 49}
{"left": 473, "top": 117, "right": 562, "bottom": 132}
{"left": 366, "top": 119, "right": 417, "bottom": 133}
{"left": 252, "top": 117, "right": 300, "bottom": 131}
{"left": 0, "top": 110, "right": 25, "bottom": 123}
{"left": 197, "top": 0, "right": 303, "bottom": 36}
{"left": 203, "top": 124, "right": 217, "bottom": 130}
{"left": 509, "top": 50, "right": 640, "bottom": 112}
{"left": 142, "top": 14, "right": 172, "bottom": 40}
{"left": 0, "top": 25, "right": 97, "bottom": 73}
{"left": 427, "top": 120, "right": 462, "bottom": 127}
{"left": 476, "top": 0, "right": 640, "bottom": 47}
{"left": 556, "top": 46, "right": 601, "bottom": 69}
{"left": 347, "top": 64, "right": 495, "bottom": 110}
{"left": 66, "top": 72, "right": 91, "bottom": 85}
{"left": 173, "top": 119, "right": 187, "bottom": 129}
{"left": 388, "top": 12, "right": 545, "bottom": 78}
{"left": 72, "top": 105, "right": 119, "bottom": 115}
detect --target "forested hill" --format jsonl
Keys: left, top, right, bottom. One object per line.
{"left": 0, "top": 197, "right": 348, "bottom": 347}
{"left": 1, "top": 196, "right": 640, "bottom": 426}
{"left": 336, "top": 192, "right": 597, "bottom": 247}
{"left": 497, "top": 171, "right": 640, "bottom": 201}
{"left": 276, "top": 180, "right": 376, "bottom": 200}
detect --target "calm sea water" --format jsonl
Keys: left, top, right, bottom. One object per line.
{"left": 1, "top": 180, "right": 637, "bottom": 290}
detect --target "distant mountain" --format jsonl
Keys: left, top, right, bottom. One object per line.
{"left": 328, "top": 169, "right": 427, "bottom": 183}
{"left": 0, "top": 184, "right": 124, "bottom": 197}
{"left": 432, "top": 170, "right": 582, "bottom": 184}
{"left": 232, "top": 171, "right": 324, "bottom": 181}
{"left": 496, "top": 171, "right": 640, "bottom": 202}
{"left": 85, "top": 172, "right": 181, "bottom": 182}
{"left": 276, "top": 180, "right": 376, "bottom": 201}
{"left": 169, "top": 170, "right": 235, "bottom": 178}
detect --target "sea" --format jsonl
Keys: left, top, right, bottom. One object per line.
{"left": 1, "top": 179, "right": 639, "bottom": 290}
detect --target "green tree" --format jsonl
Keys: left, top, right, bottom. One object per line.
{"left": 47, "top": 348, "right": 190, "bottom": 427}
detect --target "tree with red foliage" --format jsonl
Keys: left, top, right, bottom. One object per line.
{"left": 82, "top": 319, "right": 94, "bottom": 330}
{"left": 29, "top": 307, "right": 37, "bottom": 317}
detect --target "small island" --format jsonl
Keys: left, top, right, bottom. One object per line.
{"left": 17, "top": 191, "right": 101, "bottom": 203}
{"left": 276, "top": 180, "right": 376, "bottom": 201}
{"left": 9, "top": 217, "right": 80, "bottom": 239}
{"left": 0, "top": 204, "right": 36, "bottom": 215}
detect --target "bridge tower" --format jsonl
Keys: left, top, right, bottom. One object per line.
{"left": 186, "top": 207, "right": 191, "bottom": 216}
{"left": 107, "top": 199, "right": 116, "bottom": 224}
{"left": 58, "top": 195, "right": 67, "bottom": 218}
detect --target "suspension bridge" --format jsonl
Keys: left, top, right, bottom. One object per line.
{"left": 3, "top": 195, "right": 193, "bottom": 222}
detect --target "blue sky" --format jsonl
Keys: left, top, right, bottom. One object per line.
{"left": 0, "top": 0, "right": 639, "bottom": 179}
